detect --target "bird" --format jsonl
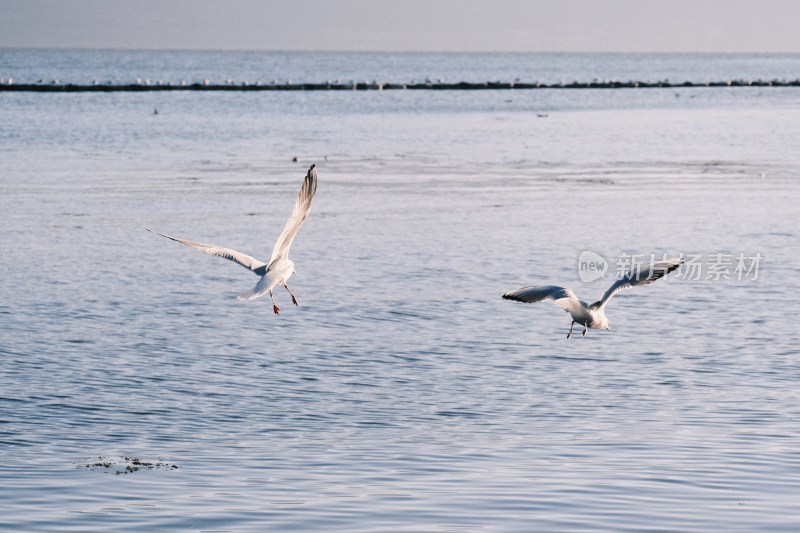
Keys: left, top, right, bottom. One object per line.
{"left": 148, "top": 164, "right": 317, "bottom": 314}
{"left": 502, "top": 258, "right": 683, "bottom": 338}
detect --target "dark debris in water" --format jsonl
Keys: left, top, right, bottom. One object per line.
{"left": 78, "top": 456, "right": 179, "bottom": 475}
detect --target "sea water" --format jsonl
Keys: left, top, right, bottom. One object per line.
{"left": 1, "top": 51, "right": 800, "bottom": 531}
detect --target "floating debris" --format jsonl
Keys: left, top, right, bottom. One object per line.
{"left": 77, "top": 456, "right": 179, "bottom": 475}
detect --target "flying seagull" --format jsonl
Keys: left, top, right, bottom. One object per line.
{"left": 148, "top": 164, "right": 317, "bottom": 314}
{"left": 502, "top": 258, "right": 683, "bottom": 338}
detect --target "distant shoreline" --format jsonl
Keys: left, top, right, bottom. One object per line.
{"left": 2, "top": 79, "right": 799, "bottom": 92}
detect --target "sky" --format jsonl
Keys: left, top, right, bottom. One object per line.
{"left": 1, "top": 0, "right": 799, "bottom": 53}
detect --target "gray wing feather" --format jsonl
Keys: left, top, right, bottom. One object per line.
{"left": 598, "top": 258, "right": 683, "bottom": 308}
{"left": 503, "top": 285, "right": 584, "bottom": 314}
{"left": 270, "top": 165, "right": 318, "bottom": 263}
{"left": 147, "top": 229, "right": 266, "bottom": 274}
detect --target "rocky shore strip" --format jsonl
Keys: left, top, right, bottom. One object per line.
{"left": 2, "top": 79, "right": 799, "bottom": 92}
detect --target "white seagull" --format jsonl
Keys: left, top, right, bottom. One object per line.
{"left": 148, "top": 164, "right": 318, "bottom": 314}
{"left": 503, "top": 258, "right": 683, "bottom": 338}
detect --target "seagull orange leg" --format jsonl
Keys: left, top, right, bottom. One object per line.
{"left": 284, "top": 284, "right": 298, "bottom": 306}
{"left": 582, "top": 322, "right": 588, "bottom": 337}
{"left": 567, "top": 321, "right": 575, "bottom": 339}
{"left": 269, "top": 290, "right": 280, "bottom": 315}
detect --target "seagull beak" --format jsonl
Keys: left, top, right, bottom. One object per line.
{"left": 605, "top": 327, "right": 611, "bottom": 332}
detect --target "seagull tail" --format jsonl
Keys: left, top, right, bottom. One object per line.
{"left": 238, "top": 275, "right": 278, "bottom": 302}
{"left": 237, "top": 285, "right": 268, "bottom": 302}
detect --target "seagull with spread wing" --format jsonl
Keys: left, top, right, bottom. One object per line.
{"left": 148, "top": 164, "right": 317, "bottom": 314}
{"left": 503, "top": 258, "right": 683, "bottom": 338}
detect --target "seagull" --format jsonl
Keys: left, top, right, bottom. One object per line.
{"left": 148, "top": 164, "right": 317, "bottom": 314}
{"left": 502, "top": 258, "right": 683, "bottom": 338}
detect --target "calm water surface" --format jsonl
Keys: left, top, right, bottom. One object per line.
{"left": 1, "top": 51, "right": 800, "bottom": 531}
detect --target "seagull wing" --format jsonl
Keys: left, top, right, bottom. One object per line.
{"left": 270, "top": 165, "right": 318, "bottom": 263}
{"left": 147, "top": 229, "right": 266, "bottom": 274}
{"left": 596, "top": 258, "right": 683, "bottom": 308}
{"left": 502, "top": 285, "right": 585, "bottom": 315}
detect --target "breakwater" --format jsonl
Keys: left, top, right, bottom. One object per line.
{"left": 2, "top": 79, "right": 799, "bottom": 92}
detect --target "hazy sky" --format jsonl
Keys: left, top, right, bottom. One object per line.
{"left": 2, "top": 0, "right": 799, "bottom": 53}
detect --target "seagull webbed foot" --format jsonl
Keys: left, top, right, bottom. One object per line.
{"left": 273, "top": 304, "right": 280, "bottom": 315}
{"left": 284, "top": 284, "right": 298, "bottom": 306}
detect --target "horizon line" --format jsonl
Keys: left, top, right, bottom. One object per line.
{"left": 3, "top": 45, "right": 800, "bottom": 56}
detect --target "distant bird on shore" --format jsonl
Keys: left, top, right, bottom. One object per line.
{"left": 503, "top": 258, "right": 683, "bottom": 338}
{"left": 148, "top": 165, "right": 318, "bottom": 314}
